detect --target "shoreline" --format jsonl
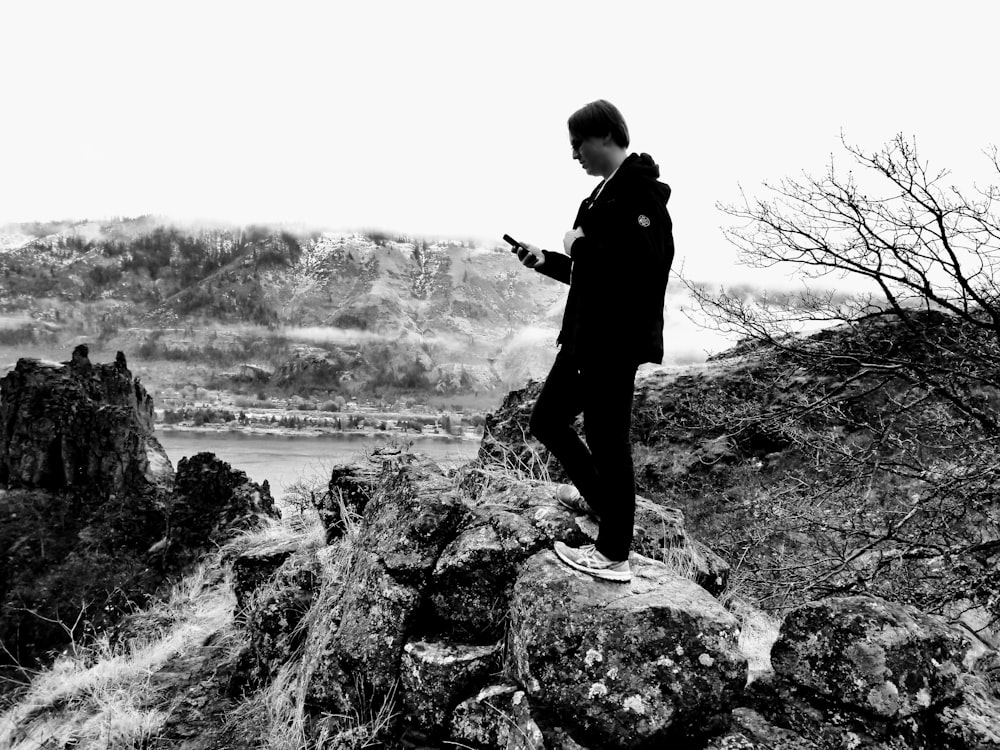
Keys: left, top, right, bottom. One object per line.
{"left": 155, "top": 422, "right": 484, "bottom": 442}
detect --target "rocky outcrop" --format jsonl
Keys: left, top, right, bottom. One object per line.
{"left": 0, "top": 345, "right": 170, "bottom": 492}
{"left": 231, "top": 451, "right": 1000, "bottom": 749}
{"left": 479, "top": 348, "right": 1000, "bottom": 658}
{"left": 0, "top": 348, "right": 276, "bottom": 670}
{"left": 300, "top": 459, "right": 471, "bottom": 714}
{"left": 273, "top": 348, "right": 352, "bottom": 391}
{"left": 233, "top": 452, "right": 747, "bottom": 748}
{"left": 168, "top": 452, "right": 277, "bottom": 554}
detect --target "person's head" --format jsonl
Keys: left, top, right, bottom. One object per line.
{"left": 568, "top": 99, "right": 630, "bottom": 178}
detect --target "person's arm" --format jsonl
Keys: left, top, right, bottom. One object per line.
{"left": 516, "top": 243, "right": 572, "bottom": 285}
{"left": 533, "top": 249, "right": 571, "bottom": 284}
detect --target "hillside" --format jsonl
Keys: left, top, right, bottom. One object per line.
{"left": 0, "top": 218, "right": 570, "bottom": 406}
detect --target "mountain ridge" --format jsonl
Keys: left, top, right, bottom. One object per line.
{"left": 0, "top": 218, "right": 570, "bottom": 399}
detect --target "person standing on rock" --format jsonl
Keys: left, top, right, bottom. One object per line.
{"left": 511, "top": 99, "right": 674, "bottom": 583}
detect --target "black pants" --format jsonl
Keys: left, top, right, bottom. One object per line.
{"left": 529, "top": 347, "right": 639, "bottom": 561}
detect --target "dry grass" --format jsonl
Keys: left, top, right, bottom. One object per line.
{"left": 315, "top": 676, "right": 400, "bottom": 749}
{"left": 727, "top": 597, "right": 782, "bottom": 683}
{"left": 474, "top": 422, "right": 552, "bottom": 484}
{"left": 657, "top": 543, "right": 703, "bottom": 582}
{"left": 222, "top": 512, "right": 326, "bottom": 563}
{"left": 232, "top": 664, "right": 310, "bottom": 750}
{"left": 0, "top": 560, "right": 233, "bottom": 750}
{"left": 229, "top": 491, "right": 369, "bottom": 750}
{"left": 0, "top": 508, "right": 328, "bottom": 750}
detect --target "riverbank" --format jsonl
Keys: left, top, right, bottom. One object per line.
{"left": 157, "top": 431, "right": 482, "bottom": 495}
{"left": 154, "top": 404, "right": 485, "bottom": 441}
{"left": 157, "top": 421, "right": 483, "bottom": 441}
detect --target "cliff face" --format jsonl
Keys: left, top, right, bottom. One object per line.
{"left": 0, "top": 345, "right": 170, "bottom": 492}
{"left": 0, "top": 347, "right": 277, "bottom": 670}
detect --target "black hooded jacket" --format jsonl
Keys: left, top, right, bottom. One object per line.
{"left": 535, "top": 152, "right": 674, "bottom": 365}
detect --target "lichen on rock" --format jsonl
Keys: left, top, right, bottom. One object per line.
{"left": 508, "top": 550, "right": 747, "bottom": 746}
{"left": 770, "top": 595, "right": 969, "bottom": 718}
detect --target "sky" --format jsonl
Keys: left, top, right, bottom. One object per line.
{"left": 2, "top": 0, "right": 998, "bottom": 285}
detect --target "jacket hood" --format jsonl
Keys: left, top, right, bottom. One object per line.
{"left": 619, "top": 152, "right": 671, "bottom": 203}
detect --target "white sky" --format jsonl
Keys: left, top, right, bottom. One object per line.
{"left": 1, "top": 0, "right": 997, "bottom": 283}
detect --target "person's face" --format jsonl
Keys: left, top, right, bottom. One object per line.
{"left": 570, "top": 132, "right": 612, "bottom": 177}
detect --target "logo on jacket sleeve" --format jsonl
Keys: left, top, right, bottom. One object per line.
{"left": 638, "top": 215, "right": 651, "bottom": 227}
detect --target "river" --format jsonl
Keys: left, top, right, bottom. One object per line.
{"left": 157, "top": 430, "right": 481, "bottom": 498}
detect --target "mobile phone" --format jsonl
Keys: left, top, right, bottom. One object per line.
{"left": 504, "top": 233, "right": 539, "bottom": 267}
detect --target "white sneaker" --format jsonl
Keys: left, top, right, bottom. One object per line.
{"left": 553, "top": 541, "right": 631, "bottom": 582}
{"left": 555, "top": 484, "right": 596, "bottom": 516}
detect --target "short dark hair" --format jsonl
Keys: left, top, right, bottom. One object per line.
{"left": 568, "top": 99, "right": 630, "bottom": 149}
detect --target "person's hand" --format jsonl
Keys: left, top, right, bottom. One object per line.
{"left": 515, "top": 242, "right": 545, "bottom": 269}
{"left": 563, "top": 227, "right": 585, "bottom": 255}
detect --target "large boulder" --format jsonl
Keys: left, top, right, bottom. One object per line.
{"left": 743, "top": 595, "right": 1000, "bottom": 749}
{"left": 423, "top": 476, "right": 728, "bottom": 647}
{"left": 508, "top": 550, "right": 747, "bottom": 747}
{"left": 425, "top": 509, "right": 546, "bottom": 642}
{"left": 168, "top": 452, "right": 278, "bottom": 553}
{"left": 770, "top": 596, "right": 969, "bottom": 718}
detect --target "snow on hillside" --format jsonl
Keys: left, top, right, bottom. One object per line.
{"left": 0, "top": 233, "right": 38, "bottom": 253}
